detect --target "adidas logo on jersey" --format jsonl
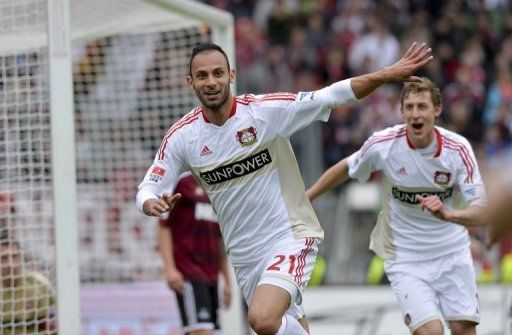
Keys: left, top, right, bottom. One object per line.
{"left": 397, "top": 166, "right": 407, "bottom": 175}
{"left": 200, "top": 146, "right": 212, "bottom": 156}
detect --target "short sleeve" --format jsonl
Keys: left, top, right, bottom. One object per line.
{"left": 137, "top": 131, "right": 188, "bottom": 210}
{"left": 455, "top": 139, "right": 486, "bottom": 206}
{"left": 347, "top": 135, "right": 382, "bottom": 182}
{"left": 255, "top": 79, "right": 357, "bottom": 138}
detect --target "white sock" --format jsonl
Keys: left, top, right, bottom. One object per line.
{"left": 275, "top": 314, "right": 309, "bottom": 335}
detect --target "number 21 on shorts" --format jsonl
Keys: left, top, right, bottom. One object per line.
{"left": 267, "top": 254, "right": 297, "bottom": 274}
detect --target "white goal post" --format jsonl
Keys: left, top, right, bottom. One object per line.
{"left": 1, "top": 0, "right": 239, "bottom": 334}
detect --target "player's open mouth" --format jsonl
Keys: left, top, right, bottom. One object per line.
{"left": 412, "top": 123, "right": 423, "bottom": 130}
{"left": 205, "top": 91, "right": 220, "bottom": 96}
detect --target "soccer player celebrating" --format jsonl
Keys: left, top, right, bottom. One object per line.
{"left": 137, "top": 41, "right": 432, "bottom": 335}
{"left": 158, "top": 173, "right": 231, "bottom": 335}
{"left": 307, "top": 77, "right": 486, "bottom": 335}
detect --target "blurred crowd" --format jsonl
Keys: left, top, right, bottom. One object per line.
{"left": 200, "top": 0, "right": 512, "bottom": 282}
{"left": 202, "top": 0, "right": 512, "bottom": 167}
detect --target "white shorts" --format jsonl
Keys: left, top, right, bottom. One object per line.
{"left": 234, "top": 237, "right": 319, "bottom": 319}
{"left": 385, "top": 248, "right": 480, "bottom": 333}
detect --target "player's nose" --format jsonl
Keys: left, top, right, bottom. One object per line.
{"left": 205, "top": 74, "right": 217, "bottom": 86}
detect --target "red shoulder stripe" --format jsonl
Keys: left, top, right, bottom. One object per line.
{"left": 157, "top": 108, "right": 201, "bottom": 160}
{"left": 442, "top": 137, "right": 475, "bottom": 183}
{"left": 236, "top": 93, "right": 297, "bottom": 105}
{"left": 443, "top": 137, "right": 475, "bottom": 182}
{"left": 358, "top": 128, "right": 407, "bottom": 160}
{"left": 157, "top": 108, "right": 200, "bottom": 156}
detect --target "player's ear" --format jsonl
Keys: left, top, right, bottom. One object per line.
{"left": 399, "top": 106, "right": 406, "bottom": 122}
{"left": 186, "top": 76, "right": 194, "bottom": 90}
{"left": 229, "top": 68, "right": 235, "bottom": 84}
{"left": 434, "top": 104, "right": 442, "bottom": 118}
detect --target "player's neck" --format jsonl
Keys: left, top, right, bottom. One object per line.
{"left": 409, "top": 130, "right": 436, "bottom": 149}
{"left": 202, "top": 95, "right": 235, "bottom": 127}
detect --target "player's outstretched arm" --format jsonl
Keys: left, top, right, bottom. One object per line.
{"left": 416, "top": 195, "right": 487, "bottom": 227}
{"left": 350, "top": 42, "right": 433, "bottom": 100}
{"left": 307, "top": 158, "right": 350, "bottom": 201}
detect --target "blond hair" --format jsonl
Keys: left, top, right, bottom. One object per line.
{"left": 400, "top": 77, "right": 442, "bottom": 107}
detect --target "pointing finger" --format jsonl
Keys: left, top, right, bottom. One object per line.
{"left": 170, "top": 193, "right": 182, "bottom": 204}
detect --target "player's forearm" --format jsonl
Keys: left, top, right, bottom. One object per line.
{"left": 307, "top": 158, "right": 350, "bottom": 201}
{"left": 350, "top": 68, "right": 395, "bottom": 100}
{"left": 446, "top": 205, "right": 487, "bottom": 228}
{"left": 136, "top": 188, "right": 159, "bottom": 213}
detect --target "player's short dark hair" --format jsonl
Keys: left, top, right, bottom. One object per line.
{"left": 189, "top": 42, "right": 230, "bottom": 76}
{"left": 400, "top": 77, "right": 442, "bottom": 107}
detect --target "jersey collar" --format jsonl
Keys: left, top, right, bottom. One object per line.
{"left": 406, "top": 127, "right": 442, "bottom": 158}
{"left": 202, "top": 99, "right": 237, "bottom": 124}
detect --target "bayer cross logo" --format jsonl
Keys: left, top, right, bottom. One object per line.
{"left": 434, "top": 171, "right": 451, "bottom": 185}
{"left": 236, "top": 126, "right": 258, "bottom": 147}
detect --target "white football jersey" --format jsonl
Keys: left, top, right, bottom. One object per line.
{"left": 138, "top": 82, "right": 357, "bottom": 266}
{"left": 348, "top": 124, "right": 486, "bottom": 263}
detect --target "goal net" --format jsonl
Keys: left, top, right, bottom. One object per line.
{"left": 1, "top": 0, "right": 56, "bottom": 333}
{"left": 1, "top": 0, "right": 235, "bottom": 334}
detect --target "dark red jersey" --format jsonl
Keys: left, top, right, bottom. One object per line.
{"left": 159, "top": 174, "right": 221, "bottom": 285}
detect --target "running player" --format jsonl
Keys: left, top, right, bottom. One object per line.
{"left": 158, "top": 173, "right": 230, "bottom": 335}
{"left": 307, "top": 77, "right": 486, "bottom": 335}
{"left": 137, "top": 42, "right": 432, "bottom": 335}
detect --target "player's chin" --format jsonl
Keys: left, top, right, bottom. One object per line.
{"left": 203, "top": 95, "right": 227, "bottom": 110}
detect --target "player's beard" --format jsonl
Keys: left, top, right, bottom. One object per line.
{"left": 195, "top": 86, "right": 230, "bottom": 111}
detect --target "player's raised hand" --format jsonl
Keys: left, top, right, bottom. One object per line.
{"left": 350, "top": 42, "right": 433, "bottom": 100}
{"left": 142, "top": 193, "right": 182, "bottom": 218}
{"left": 416, "top": 194, "right": 448, "bottom": 220}
{"left": 384, "top": 42, "right": 433, "bottom": 82}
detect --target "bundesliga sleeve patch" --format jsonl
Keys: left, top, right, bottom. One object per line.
{"left": 464, "top": 185, "right": 486, "bottom": 205}
{"left": 149, "top": 166, "right": 166, "bottom": 183}
{"left": 296, "top": 91, "right": 316, "bottom": 102}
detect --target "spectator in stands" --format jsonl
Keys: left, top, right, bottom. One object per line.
{"left": 348, "top": 14, "right": 400, "bottom": 75}
{"left": 266, "top": 0, "right": 295, "bottom": 46}
{"left": 0, "top": 231, "right": 56, "bottom": 335}
{"left": 158, "top": 173, "right": 231, "bottom": 335}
